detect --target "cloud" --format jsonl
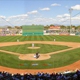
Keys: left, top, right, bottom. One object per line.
{"left": 40, "top": 7, "right": 50, "bottom": 11}
{"left": 0, "top": 16, "right": 6, "bottom": 19}
{"left": 56, "top": 14, "right": 71, "bottom": 23}
{"left": 57, "top": 14, "right": 70, "bottom": 18}
{"left": 0, "top": 16, "right": 7, "bottom": 24}
{"left": 20, "top": 14, "right": 80, "bottom": 25}
{"left": 27, "top": 10, "right": 38, "bottom": 14}
{"left": 51, "top": 3, "right": 61, "bottom": 6}
{"left": 56, "top": 13, "right": 80, "bottom": 25}
{"left": 8, "top": 14, "right": 28, "bottom": 19}
{"left": 0, "top": 14, "right": 29, "bottom": 26}
{"left": 64, "top": 14, "right": 70, "bottom": 17}
{"left": 1, "top": 13, "right": 80, "bottom": 26}
{"left": 71, "top": 5, "right": 80, "bottom": 10}
{"left": 33, "top": 17, "right": 55, "bottom": 22}
{"left": 56, "top": 15, "right": 62, "bottom": 18}
{"left": 72, "top": 15, "right": 80, "bottom": 20}
{"left": 7, "top": 14, "right": 28, "bottom": 22}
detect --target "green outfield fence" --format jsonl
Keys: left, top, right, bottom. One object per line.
{"left": 22, "top": 25, "right": 44, "bottom": 36}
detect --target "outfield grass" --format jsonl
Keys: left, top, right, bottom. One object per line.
{"left": 0, "top": 35, "right": 80, "bottom": 42}
{"left": 0, "top": 47, "right": 80, "bottom": 69}
{"left": 0, "top": 35, "right": 80, "bottom": 69}
{"left": 0, "top": 44, "right": 70, "bottom": 54}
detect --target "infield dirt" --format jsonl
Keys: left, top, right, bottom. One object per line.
{"left": 0, "top": 41, "right": 80, "bottom": 74}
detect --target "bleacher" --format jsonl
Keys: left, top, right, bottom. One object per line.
{"left": 0, "top": 70, "right": 80, "bottom": 80}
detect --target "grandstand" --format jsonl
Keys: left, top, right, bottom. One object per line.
{"left": 0, "top": 69, "right": 80, "bottom": 80}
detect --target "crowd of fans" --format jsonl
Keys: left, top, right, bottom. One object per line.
{"left": 0, "top": 69, "right": 80, "bottom": 80}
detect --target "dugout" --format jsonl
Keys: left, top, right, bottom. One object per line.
{"left": 22, "top": 25, "right": 44, "bottom": 36}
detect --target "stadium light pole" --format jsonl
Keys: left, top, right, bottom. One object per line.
{"left": 69, "top": 8, "right": 73, "bottom": 34}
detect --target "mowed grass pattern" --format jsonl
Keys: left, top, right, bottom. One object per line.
{"left": 0, "top": 47, "right": 80, "bottom": 69}
{"left": 0, "top": 35, "right": 80, "bottom": 42}
{"left": 0, "top": 35, "right": 80, "bottom": 69}
{"left": 0, "top": 44, "right": 70, "bottom": 54}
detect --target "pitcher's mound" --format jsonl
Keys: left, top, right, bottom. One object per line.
{"left": 28, "top": 47, "right": 40, "bottom": 49}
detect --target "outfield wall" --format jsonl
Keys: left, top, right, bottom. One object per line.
{"left": 0, "top": 27, "right": 80, "bottom": 36}
{"left": 22, "top": 25, "right": 44, "bottom": 36}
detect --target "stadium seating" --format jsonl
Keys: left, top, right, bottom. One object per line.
{"left": 0, "top": 70, "right": 80, "bottom": 80}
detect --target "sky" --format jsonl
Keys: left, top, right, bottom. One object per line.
{"left": 0, "top": 0, "right": 80, "bottom": 26}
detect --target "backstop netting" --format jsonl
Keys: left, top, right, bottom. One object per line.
{"left": 22, "top": 25, "right": 44, "bottom": 36}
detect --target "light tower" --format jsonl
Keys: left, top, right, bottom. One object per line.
{"left": 69, "top": 8, "right": 73, "bottom": 34}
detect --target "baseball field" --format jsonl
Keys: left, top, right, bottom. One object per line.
{"left": 0, "top": 35, "right": 80, "bottom": 74}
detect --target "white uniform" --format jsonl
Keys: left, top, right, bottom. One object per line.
{"left": 17, "top": 39, "right": 19, "bottom": 42}
{"left": 54, "top": 39, "right": 55, "bottom": 41}
{"left": 32, "top": 43, "right": 34, "bottom": 47}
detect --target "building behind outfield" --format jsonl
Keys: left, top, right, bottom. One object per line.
{"left": 22, "top": 25, "right": 44, "bottom": 36}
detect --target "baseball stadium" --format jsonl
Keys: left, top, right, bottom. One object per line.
{"left": 0, "top": 0, "right": 80, "bottom": 79}
{"left": 0, "top": 24, "right": 80, "bottom": 79}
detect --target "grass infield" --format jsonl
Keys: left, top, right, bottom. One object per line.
{"left": 0, "top": 47, "right": 80, "bottom": 69}
{"left": 0, "top": 44, "right": 70, "bottom": 54}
